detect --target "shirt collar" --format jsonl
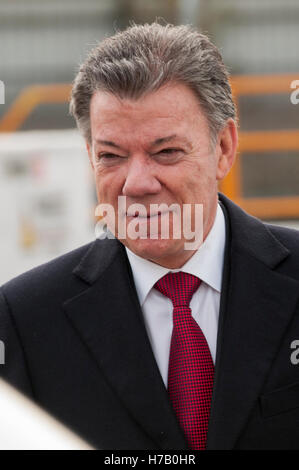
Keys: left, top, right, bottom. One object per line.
{"left": 125, "top": 203, "right": 226, "bottom": 306}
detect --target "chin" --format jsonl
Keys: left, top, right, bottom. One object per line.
{"left": 125, "top": 238, "right": 182, "bottom": 265}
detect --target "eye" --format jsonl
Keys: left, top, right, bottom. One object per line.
{"left": 158, "top": 148, "right": 179, "bottom": 155}
{"left": 97, "top": 152, "right": 125, "bottom": 166}
{"left": 154, "top": 148, "right": 183, "bottom": 163}
{"left": 97, "top": 153, "right": 125, "bottom": 166}
{"left": 98, "top": 152, "right": 120, "bottom": 160}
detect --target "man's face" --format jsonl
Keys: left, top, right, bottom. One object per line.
{"left": 87, "top": 82, "right": 236, "bottom": 268}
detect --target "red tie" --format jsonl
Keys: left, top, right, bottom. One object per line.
{"left": 154, "top": 271, "right": 214, "bottom": 450}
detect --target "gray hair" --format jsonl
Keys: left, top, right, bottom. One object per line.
{"left": 69, "top": 22, "right": 236, "bottom": 146}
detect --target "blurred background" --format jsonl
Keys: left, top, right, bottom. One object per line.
{"left": 0, "top": 0, "right": 299, "bottom": 284}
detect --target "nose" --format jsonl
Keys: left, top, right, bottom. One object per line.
{"left": 122, "top": 155, "right": 161, "bottom": 197}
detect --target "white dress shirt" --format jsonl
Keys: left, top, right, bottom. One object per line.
{"left": 125, "top": 203, "right": 226, "bottom": 387}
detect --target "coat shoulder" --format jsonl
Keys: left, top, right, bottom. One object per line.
{"left": 0, "top": 240, "right": 95, "bottom": 308}
{"left": 265, "top": 222, "right": 299, "bottom": 253}
{"left": 265, "top": 222, "right": 299, "bottom": 278}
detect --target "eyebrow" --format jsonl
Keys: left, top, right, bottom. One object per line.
{"left": 95, "top": 139, "right": 123, "bottom": 150}
{"left": 151, "top": 135, "right": 177, "bottom": 146}
{"left": 95, "top": 134, "right": 191, "bottom": 150}
{"left": 151, "top": 134, "right": 192, "bottom": 151}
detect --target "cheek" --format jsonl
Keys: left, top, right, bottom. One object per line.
{"left": 174, "top": 163, "right": 203, "bottom": 194}
{"left": 182, "top": 164, "right": 217, "bottom": 202}
{"left": 94, "top": 168, "right": 124, "bottom": 203}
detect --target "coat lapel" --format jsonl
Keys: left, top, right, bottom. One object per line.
{"left": 206, "top": 194, "right": 299, "bottom": 449}
{"left": 63, "top": 238, "right": 187, "bottom": 449}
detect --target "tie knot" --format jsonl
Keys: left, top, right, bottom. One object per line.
{"left": 154, "top": 271, "right": 201, "bottom": 307}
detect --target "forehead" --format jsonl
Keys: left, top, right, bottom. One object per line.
{"left": 89, "top": 82, "right": 209, "bottom": 143}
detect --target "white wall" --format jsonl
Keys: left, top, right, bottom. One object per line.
{"left": 0, "top": 129, "right": 95, "bottom": 284}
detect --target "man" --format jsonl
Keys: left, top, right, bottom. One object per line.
{"left": 1, "top": 22, "right": 299, "bottom": 450}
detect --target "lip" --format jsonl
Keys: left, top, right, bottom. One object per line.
{"left": 126, "top": 211, "right": 168, "bottom": 219}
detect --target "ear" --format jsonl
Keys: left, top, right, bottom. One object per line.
{"left": 216, "top": 118, "right": 238, "bottom": 181}
{"left": 86, "top": 140, "right": 94, "bottom": 171}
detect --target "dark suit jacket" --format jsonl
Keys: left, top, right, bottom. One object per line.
{"left": 0, "top": 193, "right": 299, "bottom": 450}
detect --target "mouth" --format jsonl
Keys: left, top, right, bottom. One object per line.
{"left": 126, "top": 210, "right": 167, "bottom": 219}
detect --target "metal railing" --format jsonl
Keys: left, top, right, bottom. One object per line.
{"left": 0, "top": 75, "right": 298, "bottom": 219}
{"left": 222, "top": 74, "right": 299, "bottom": 219}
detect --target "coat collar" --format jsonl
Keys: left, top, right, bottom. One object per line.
{"left": 218, "top": 193, "right": 290, "bottom": 269}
